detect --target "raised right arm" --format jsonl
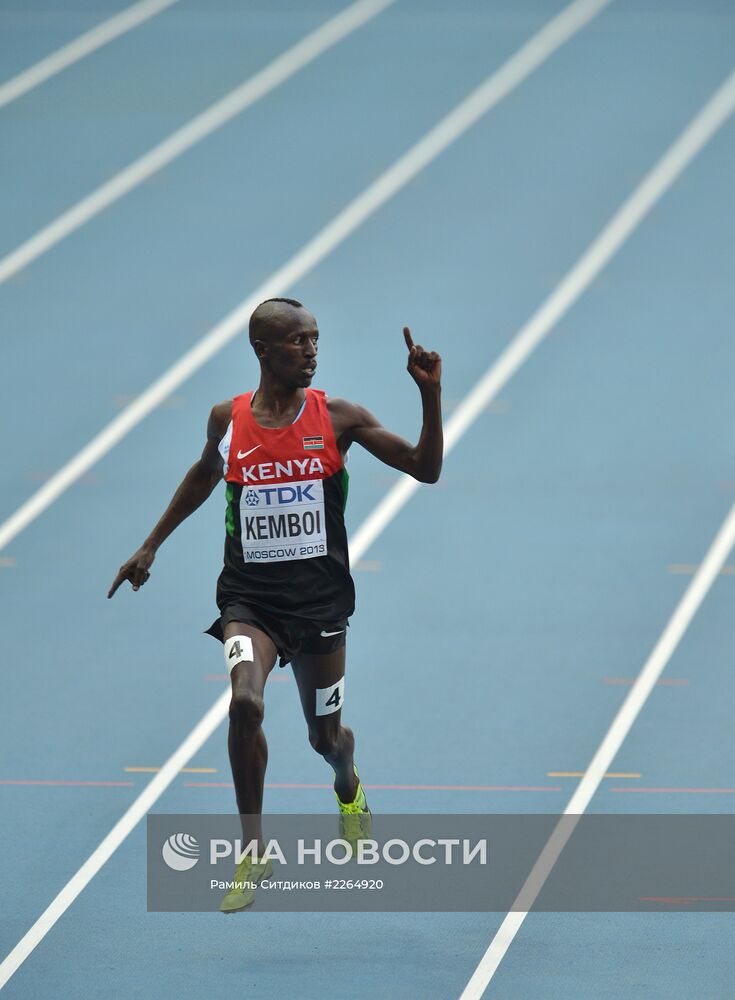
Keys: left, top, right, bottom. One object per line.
{"left": 107, "top": 400, "right": 231, "bottom": 598}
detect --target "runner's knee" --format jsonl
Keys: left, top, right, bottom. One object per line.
{"left": 309, "top": 727, "right": 339, "bottom": 758}
{"left": 229, "top": 691, "right": 265, "bottom": 730}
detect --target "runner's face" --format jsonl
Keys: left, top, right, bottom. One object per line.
{"left": 268, "top": 312, "right": 319, "bottom": 388}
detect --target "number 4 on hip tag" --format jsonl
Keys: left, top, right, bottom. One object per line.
{"left": 316, "top": 678, "right": 344, "bottom": 716}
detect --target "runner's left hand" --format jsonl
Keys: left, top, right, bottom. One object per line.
{"left": 404, "top": 327, "right": 441, "bottom": 389}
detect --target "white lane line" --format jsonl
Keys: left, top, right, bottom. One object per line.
{"left": 459, "top": 504, "right": 735, "bottom": 999}
{"left": 457, "top": 67, "right": 735, "bottom": 1000}
{"left": 0, "top": 690, "right": 233, "bottom": 991}
{"left": 0, "top": 0, "right": 179, "bottom": 110}
{"left": 0, "top": 0, "right": 609, "bottom": 555}
{"left": 0, "top": 0, "right": 397, "bottom": 286}
{"left": 354, "top": 66, "right": 735, "bottom": 560}
{"left": 0, "top": 2, "right": 609, "bottom": 986}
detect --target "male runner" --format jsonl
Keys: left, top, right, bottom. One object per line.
{"left": 108, "top": 298, "right": 442, "bottom": 912}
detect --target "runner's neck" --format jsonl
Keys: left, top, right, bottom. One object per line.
{"left": 251, "top": 389, "right": 307, "bottom": 426}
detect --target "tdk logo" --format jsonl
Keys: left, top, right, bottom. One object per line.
{"left": 244, "top": 489, "right": 259, "bottom": 507}
{"left": 257, "top": 484, "right": 316, "bottom": 505}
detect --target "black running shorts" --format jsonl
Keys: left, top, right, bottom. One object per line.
{"left": 205, "top": 602, "right": 348, "bottom": 668}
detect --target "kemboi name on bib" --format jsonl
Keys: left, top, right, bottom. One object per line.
{"left": 239, "top": 477, "right": 327, "bottom": 564}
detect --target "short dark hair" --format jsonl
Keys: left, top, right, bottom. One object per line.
{"left": 260, "top": 297, "right": 302, "bottom": 309}
{"left": 249, "top": 297, "right": 304, "bottom": 345}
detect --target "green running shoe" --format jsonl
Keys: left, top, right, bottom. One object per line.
{"left": 336, "top": 766, "right": 372, "bottom": 855}
{"left": 220, "top": 855, "right": 273, "bottom": 914}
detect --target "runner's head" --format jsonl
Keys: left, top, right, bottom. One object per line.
{"left": 249, "top": 298, "right": 318, "bottom": 388}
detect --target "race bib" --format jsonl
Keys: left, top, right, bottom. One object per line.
{"left": 239, "top": 479, "right": 327, "bottom": 563}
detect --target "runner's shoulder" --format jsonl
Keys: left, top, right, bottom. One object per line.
{"left": 208, "top": 399, "right": 233, "bottom": 440}
{"left": 327, "top": 396, "right": 376, "bottom": 437}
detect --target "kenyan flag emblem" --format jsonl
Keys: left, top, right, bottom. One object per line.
{"left": 303, "top": 436, "right": 324, "bottom": 450}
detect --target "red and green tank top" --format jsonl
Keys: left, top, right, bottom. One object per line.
{"left": 216, "top": 388, "right": 354, "bottom": 622}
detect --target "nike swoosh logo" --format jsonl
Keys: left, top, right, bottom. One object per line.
{"left": 320, "top": 629, "right": 344, "bottom": 637}
{"left": 237, "top": 445, "right": 261, "bottom": 459}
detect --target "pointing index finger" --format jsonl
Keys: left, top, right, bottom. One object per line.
{"left": 107, "top": 569, "right": 126, "bottom": 599}
{"left": 403, "top": 326, "right": 414, "bottom": 351}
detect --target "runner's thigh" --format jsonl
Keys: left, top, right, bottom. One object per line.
{"left": 223, "top": 620, "right": 278, "bottom": 699}
{"left": 292, "top": 647, "right": 346, "bottom": 733}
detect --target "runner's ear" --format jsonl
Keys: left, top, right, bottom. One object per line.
{"left": 252, "top": 338, "right": 268, "bottom": 360}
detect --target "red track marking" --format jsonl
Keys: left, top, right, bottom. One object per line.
{"left": 0, "top": 779, "right": 134, "bottom": 787}
{"left": 602, "top": 677, "right": 689, "bottom": 686}
{"left": 364, "top": 784, "right": 561, "bottom": 791}
{"left": 184, "top": 782, "right": 329, "bottom": 789}
{"left": 204, "top": 673, "right": 290, "bottom": 682}
{"left": 611, "top": 787, "right": 735, "bottom": 793}
{"left": 640, "top": 897, "right": 735, "bottom": 904}
{"left": 183, "top": 782, "right": 563, "bottom": 791}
